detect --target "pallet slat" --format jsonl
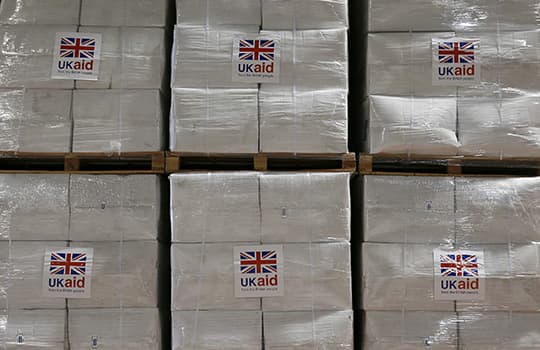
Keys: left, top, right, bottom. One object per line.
{"left": 166, "top": 152, "right": 357, "bottom": 172}
{"left": 359, "top": 154, "right": 540, "bottom": 177}
{"left": 0, "top": 152, "right": 165, "bottom": 174}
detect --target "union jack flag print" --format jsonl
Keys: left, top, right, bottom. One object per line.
{"left": 438, "top": 41, "right": 475, "bottom": 64}
{"left": 440, "top": 253, "right": 479, "bottom": 277}
{"left": 60, "top": 37, "right": 96, "bottom": 59}
{"left": 240, "top": 250, "right": 278, "bottom": 274}
{"left": 49, "top": 252, "right": 87, "bottom": 275}
{"left": 239, "top": 40, "right": 275, "bottom": 61}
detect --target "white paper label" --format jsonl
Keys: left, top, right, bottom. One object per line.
{"left": 432, "top": 38, "right": 480, "bottom": 86}
{"left": 52, "top": 32, "right": 101, "bottom": 80}
{"left": 234, "top": 245, "right": 284, "bottom": 297}
{"left": 43, "top": 248, "right": 93, "bottom": 298}
{"left": 433, "top": 249, "right": 485, "bottom": 300}
{"left": 232, "top": 37, "right": 280, "bottom": 83}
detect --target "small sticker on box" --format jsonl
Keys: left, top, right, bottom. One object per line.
{"left": 42, "top": 248, "right": 93, "bottom": 298}
{"left": 52, "top": 32, "right": 101, "bottom": 80}
{"left": 232, "top": 37, "right": 280, "bottom": 83}
{"left": 432, "top": 38, "right": 480, "bottom": 86}
{"left": 234, "top": 245, "right": 284, "bottom": 297}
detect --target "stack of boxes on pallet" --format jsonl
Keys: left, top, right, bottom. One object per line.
{"left": 365, "top": 0, "right": 540, "bottom": 157}
{"left": 361, "top": 175, "right": 540, "bottom": 348}
{"left": 0, "top": 174, "right": 162, "bottom": 348}
{"left": 0, "top": 0, "right": 167, "bottom": 153}
{"left": 171, "top": 0, "right": 349, "bottom": 153}
{"left": 170, "top": 172, "right": 353, "bottom": 349}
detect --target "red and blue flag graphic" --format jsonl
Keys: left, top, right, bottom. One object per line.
{"left": 240, "top": 250, "right": 278, "bottom": 274}
{"left": 50, "top": 252, "right": 87, "bottom": 275}
{"left": 438, "top": 41, "right": 475, "bottom": 64}
{"left": 239, "top": 40, "right": 275, "bottom": 61}
{"left": 60, "top": 37, "right": 96, "bottom": 59}
{"left": 440, "top": 253, "right": 478, "bottom": 277}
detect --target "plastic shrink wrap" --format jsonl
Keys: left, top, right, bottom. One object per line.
{"left": 0, "top": 25, "right": 76, "bottom": 89}
{"left": 259, "top": 28, "right": 348, "bottom": 153}
{"left": 75, "top": 26, "right": 166, "bottom": 90}
{"left": 69, "top": 175, "right": 160, "bottom": 241}
{"left": 366, "top": 28, "right": 540, "bottom": 156}
{"left": 368, "top": 0, "right": 540, "bottom": 32}
{"left": 0, "top": 0, "right": 80, "bottom": 25}
{"left": 0, "top": 89, "right": 72, "bottom": 152}
{"left": 0, "top": 241, "right": 67, "bottom": 309}
{"left": 172, "top": 311, "right": 262, "bottom": 350}
{"left": 72, "top": 89, "right": 163, "bottom": 152}
{"left": 170, "top": 172, "right": 350, "bottom": 243}
{"left": 0, "top": 309, "right": 66, "bottom": 349}
{"left": 0, "top": 174, "right": 69, "bottom": 241}
{"left": 176, "top": 0, "right": 261, "bottom": 27}
{"left": 361, "top": 175, "right": 540, "bottom": 349}
{"left": 69, "top": 308, "right": 161, "bottom": 350}
{"left": 170, "top": 87, "right": 259, "bottom": 153}
{"left": 172, "top": 242, "right": 351, "bottom": 311}
{"left": 81, "top": 0, "right": 168, "bottom": 27}
{"left": 263, "top": 310, "right": 354, "bottom": 350}
{"left": 261, "top": 0, "right": 348, "bottom": 30}
{"left": 67, "top": 240, "right": 158, "bottom": 309}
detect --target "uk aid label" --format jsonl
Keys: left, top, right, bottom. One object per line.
{"left": 234, "top": 245, "right": 284, "bottom": 297}
{"left": 432, "top": 38, "right": 480, "bottom": 86}
{"left": 433, "top": 249, "right": 485, "bottom": 300}
{"left": 43, "top": 248, "right": 93, "bottom": 298}
{"left": 232, "top": 37, "right": 280, "bottom": 83}
{"left": 52, "top": 32, "right": 101, "bottom": 80}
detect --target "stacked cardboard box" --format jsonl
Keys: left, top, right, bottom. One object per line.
{"left": 170, "top": 172, "right": 354, "bottom": 349}
{"left": 361, "top": 175, "right": 540, "bottom": 349}
{"left": 0, "top": 0, "right": 166, "bottom": 152}
{"left": 0, "top": 175, "right": 162, "bottom": 349}
{"left": 365, "top": 0, "right": 540, "bottom": 157}
{"left": 171, "top": 0, "right": 349, "bottom": 153}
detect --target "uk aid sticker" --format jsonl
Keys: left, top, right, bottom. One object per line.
{"left": 234, "top": 245, "right": 284, "bottom": 297}
{"left": 432, "top": 38, "right": 480, "bottom": 86}
{"left": 232, "top": 37, "right": 280, "bottom": 83}
{"left": 43, "top": 248, "right": 93, "bottom": 298}
{"left": 433, "top": 248, "right": 485, "bottom": 300}
{"left": 52, "top": 32, "right": 102, "bottom": 80}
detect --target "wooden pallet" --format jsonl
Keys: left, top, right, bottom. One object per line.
{"left": 166, "top": 152, "right": 357, "bottom": 173}
{"left": 359, "top": 154, "right": 540, "bottom": 177}
{"left": 0, "top": 152, "right": 165, "bottom": 174}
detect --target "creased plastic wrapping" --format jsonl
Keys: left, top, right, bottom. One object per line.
{"left": 80, "top": 0, "right": 168, "bottom": 27}
{"left": 172, "top": 242, "right": 351, "bottom": 311}
{"left": 0, "top": 175, "right": 69, "bottom": 241}
{"left": 363, "top": 311, "right": 459, "bottom": 350}
{"left": 367, "top": 95, "right": 459, "bottom": 155}
{"left": 0, "top": 241, "right": 67, "bottom": 309}
{"left": 76, "top": 26, "right": 166, "bottom": 90}
{"left": 176, "top": 0, "right": 261, "bottom": 27}
{"left": 172, "top": 25, "right": 260, "bottom": 88}
{"left": 0, "top": 89, "right": 72, "bottom": 152}
{"left": 170, "top": 88, "right": 259, "bottom": 153}
{"left": 459, "top": 91, "right": 540, "bottom": 158}
{"left": 0, "top": 0, "right": 80, "bottom": 25}
{"left": 72, "top": 89, "right": 163, "bottom": 152}
{"left": 262, "top": 0, "right": 348, "bottom": 30}
{"left": 67, "top": 241, "right": 158, "bottom": 309}
{"left": 368, "top": 0, "right": 540, "bottom": 32}
{"left": 0, "top": 25, "right": 76, "bottom": 89}
{"left": 364, "top": 175, "right": 540, "bottom": 244}
{"left": 170, "top": 172, "right": 351, "bottom": 243}
{"left": 362, "top": 242, "right": 540, "bottom": 312}
{"left": 172, "top": 311, "right": 263, "bottom": 350}
{"left": 264, "top": 310, "right": 354, "bottom": 349}
{"left": 0, "top": 309, "right": 66, "bottom": 349}
{"left": 366, "top": 30, "right": 540, "bottom": 155}
{"left": 171, "top": 26, "right": 349, "bottom": 153}
{"left": 69, "top": 308, "right": 161, "bottom": 350}
{"left": 69, "top": 175, "right": 160, "bottom": 241}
